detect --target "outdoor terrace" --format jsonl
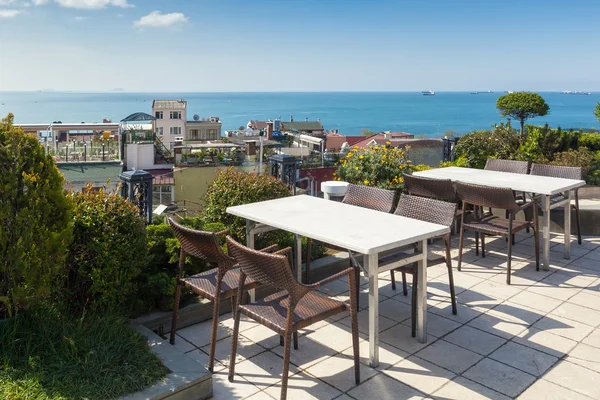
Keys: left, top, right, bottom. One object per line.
{"left": 171, "top": 232, "right": 600, "bottom": 400}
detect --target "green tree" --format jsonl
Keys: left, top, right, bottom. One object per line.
{"left": 0, "top": 113, "right": 72, "bottom": 315}
{"left": 595, "top": 102, "right": 600, "bottom": 122}
{"left": 360, "top": 128, "right": 376, "bottom": 137}
{"left": 496, "top": 92, "right": 550, "bottom": 136}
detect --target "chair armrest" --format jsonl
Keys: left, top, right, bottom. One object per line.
{"left": 306, "top": 267, "right": 353, "bottom": 290}
{"left": 214, "top": 228, "right": 230, "bottom": 237}
{"left": 518, "top": 195, "right": 541, "bottom": 212}
{"left": 259, "top": 244, "right": 280, "bottom": 253}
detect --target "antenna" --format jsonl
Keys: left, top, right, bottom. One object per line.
{"left": 193, "top": 114, "right": 200, "bottom": 121}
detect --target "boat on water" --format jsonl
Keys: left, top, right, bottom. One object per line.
{"left": 562, "top": 91, "right": 591, "bottom": 95}
{"left": 421, "top": 90, "right": 435, "bottom": 96}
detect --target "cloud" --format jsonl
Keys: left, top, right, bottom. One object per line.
{"left": 31, "top": 0, "right": 48, "bottom": 4}
{"left": 54, "top": 0, "right": 132, "bottom": 9}
{"left": 73, "top": 15, "right": 87, "bottom": 20}
{"left": 0, "top": 9, "right": 21, "bottom": 16}
{"left": 133, "top": 10, "right": 188, "bottom": 29}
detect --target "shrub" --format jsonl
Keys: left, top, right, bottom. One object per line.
{"left": 64, "top": 187, "right": 148, "bottom": 315}
{"left": 203, "top": 168, "right": 292, "bottom": 242}
{"left": 454, "top": 124, "right": 521, "bottom": 169}
{"left": 140, "top": 217, "right": 226, "bottom": 313}
{"left": 579, "top": 132, "right": 600, "bottom": 151}
{"left": 0, "top": 113, "right": 72, "bottom": 316}
{"left": 335, "top": 144, "right": 412, "bottom": 190}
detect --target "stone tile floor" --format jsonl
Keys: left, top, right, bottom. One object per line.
{"left": 172, "top": 232, "right": 600, "bottom": 399}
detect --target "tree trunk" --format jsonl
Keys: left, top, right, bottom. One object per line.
{"left": 519, "top": 119, "right": 525, "bottom": 136}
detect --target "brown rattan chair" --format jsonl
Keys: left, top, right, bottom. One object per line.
{"left": 386, "top": 195, "right": 458, "bottom": 337}
{"left": 403, "top": 173, "right": 463, "bottom": 233}
{"left": 530, "top": 163, "right": 583, "bottom": 245}
{"left": 226, "top": 236, "right": 359, "bottom": 400}
{"left": 168, "top": 218, "right": 279, "bottom": 372}
{"left": 484, "top": 158, "right": 529, "bottom": 174}
{"left": 455, "top": 182, "right": 540, "bottom": 284}
{"left": 305, "top": 184, "right": 397, "bottom": 307}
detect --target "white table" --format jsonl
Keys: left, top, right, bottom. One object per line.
{"left": 414, "top": 167, "right": 586, "bottom": 270}
{"left": 227, "top": 195, "right": 449, "bottom": 367}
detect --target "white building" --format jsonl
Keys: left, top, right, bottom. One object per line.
{"left": 152, "top": 99, "right": 187, "bottom": 147}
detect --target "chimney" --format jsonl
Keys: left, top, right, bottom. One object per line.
{"left": 290, "top": 114, "right": 293, "bottom": 122}
{"left": 266, "top": 121, "right": 274, "bottom": 140}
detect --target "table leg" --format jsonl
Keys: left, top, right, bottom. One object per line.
{"left": 294, "top": 234, "right": 303, "bottom": 282}
{"left": 367, "top": 253, "right": 379, "bottom": 368}
{"left": 541, "top": 195, "right": 551, "bottom": 271}
{"left": 564, "top": 190, "right": 572, "bottom": 259}
{"left": 416, "top": 240, "right": 428, "bottom": 343}
{"left": 246, "top": 221, "right": 256, "bottom": 303}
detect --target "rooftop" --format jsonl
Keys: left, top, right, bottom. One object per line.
{"left": 152, "top": 100, "right": 187, "bottom": 110}
{"left": 171, "top": 232, "right": 600, "bottom": 399}
{"left": 282, "top": 121, "right": 324, "bottom": 132}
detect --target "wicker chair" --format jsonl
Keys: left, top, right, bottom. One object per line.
{"left": 387, "top": 195, "right": 458, "bottom": 337}
{"left": 455, "top": 182, "right": 540, "bottom": 284}
{"left": 403, "top": 173, "right": 463, "bottom": 233}
{"left": 305, "top": 184, "right": 397, "bottom": 307}
{"left": 168, "top": 218, "right": 279, "bottom": 372}
{"left": 484, "top": 158, "right": 529, "bottom": 174}
{"left": 226, "top": 236, "right": 359, "bottom": 400}
{"left": 530, "top": 164, "right": 583, "bottom": 245}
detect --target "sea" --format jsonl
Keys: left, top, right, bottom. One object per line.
{"left": 1, "top": 91, "right": 598, "bottom": 137}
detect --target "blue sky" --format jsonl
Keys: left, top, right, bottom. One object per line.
{"left": 0, "top": 0, "right": 598, "bottom": 92}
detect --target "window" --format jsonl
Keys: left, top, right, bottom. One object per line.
{"left": 170, "top": 111, "right": 181, "bottom": 119}
{"left": 170, "top": 127, "right": 181, "bottom": 136}
{"left": 155, "top": 111, "right": 163, "bottom": 119}
{"left": 156, "top": 127, "right": 164, "bottom": 136}
{"left": 189, "top": 129, "right": 200, "bottom": 140}
{"left": 206, "top": 128, "right": 218, "bottom": 140}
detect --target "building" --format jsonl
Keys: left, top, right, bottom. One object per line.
{"left": 325, "top": 132, "right": 364, "bottom": 151}
{"left": 186, "top": 116, "right": 222, "bottom": 143}
{"left": 352, "top": 131, "right": 415, "bottom": 148}
{"left": 282, "top": 117, "right": 324, "bottom": 135}
{"left": 152, "top": 99, "right": 187, "bottom": 147}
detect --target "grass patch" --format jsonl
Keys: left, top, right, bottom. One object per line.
{"left": 0, "top": 308, "right": 167, "bottom": 400}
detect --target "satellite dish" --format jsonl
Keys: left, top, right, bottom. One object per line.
{"left": 193, "top": 114, "right": 200, "bottom": 121}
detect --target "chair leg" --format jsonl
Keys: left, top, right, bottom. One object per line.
{"left": 574, "top": 202, "right": 582, "bottom": 245}
{"left": 305, "top": 238, "right": 312, "bottom": 283}
{"left": 411, "top": 268, "right": 418, "bottom": 338}
{"left": 280, "top": 317, "right": 295, "bottom": 400}
{"left": 390, "top": 269, "right": 396, "bottom": 290}
{"left": 169, "top": 279, "right": 182, "bottom": 345}
{"left": 481, "top": 234, "right": 486, "bottom": 258}
{"left": 228, "top": 295, "right": 242, "bottom": 381}
{"left": 348, "top": 269, "right": 360, "bottom": 385}
{"left": 457, "top": 225, "right": 465, "bottom": 272}
{"left": 209, "top": 289, "right": 222, "bottom": 373}
{"left": 280, "top": 336, "right": 284, "bottom": 346}
{"left": 293, "top": 332, "right": 298, "bottom": 350}
{"left": 402, "top": 272, "right": 408, "bottom": 296}
{"left": 355, "top": 266, "right": 361, "bottom": 311}
{"left": 444, "top": 236, "right": 457, "bottom": 315}
{"left": 475, "top": 232, "right": 479, "bottom": 256}
{"left": 506, "top": 233, "right": 513, "bottom": 285}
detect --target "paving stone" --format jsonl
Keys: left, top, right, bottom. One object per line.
{"left": 341, "top": 336, "right": 409, "bottom": 371}
{"left": 531, "top": 314, "right": 594, "bottom": 342}
{"left": 434, "top": 376, "right": 511, "bottom": 400}
{"left": 401, "top": 312, "right": 462, "bottom": 338}
{"left": 444, "top": 325, "right": 507, "bottom": 356}
{"left": 211, "top": 370, "right": 260, "bottom": 400}
{"left": 384, "top": 356, "right": 455, "bottom": 395}
{"left": 467, "top": 309, "right": 529, "bottom": 339}
{"left": 513, "top": 327, "right": 578, "bottom": 358}
{"left": 270, "top": 335, "right": 338, "bottom": 370}
{"left": 185, "top": 348, "right": 226, "bottom": 372}
{"left": 177, "top": 319, "right": 232, "bottom": 348}
{"left": 373, "top": 297, "right": 413, "bottom": 323}
{"left": 337, "top": 309, "right": 397, "bottom": 336}
{"left": 304, "top": 322, "right": 360, "bottom": 353}
{"left": 263, "top": 371, "right": 342, "bottom": 400}
{"left": 172, "top": 334, "right": 196, "bottom": 353}
{"left": 508, "top": 289, "right": 563, "bottom": 313}
{"left": 463, "top": 358, "right": 536, "bottom": 398}
{"left": 347, "top": 373, "right": 426, "bottom": 400}
{"left": 244, "top": 391, "right": 277, "bottom": 400}
{"left": 380, "top": 323, "right": 436, "bottom": 354}
{"left": 567, "top": 342, "right": 600, "bottom": 374}
{"left": 489, "top": 341, "right": 559, "bottom": 376}
{"left": 544, "top": 360, "right": 600, "bottom": 399}
{"left": 233, "top": 351, "right": 299, "bottom": 391}
{"left": 568, "top": 290, "right": 600, "bottom": 312}
{"left": 428, "top": 300, "right": 485, "bottom": 325}
{"left": 415, "top": 340, "right": 483, "bottom": 374}
{"left": 303, "top": 353, "right": 378, "bottom": 392}
{"left": 201, "top": 334, "right": 266, "bottom": 368}
{"left": 517, "top": 379, "right": 591, "bottom": 400}
{"left": 469, "top": 279, "right": 523, "bottom": 301}
{"left": 550, "top": 301, "right": 600, "bottom": 327}
{"left": 582, "top": 328, "right": 600, "bottom": 349}
{"left": 241, "top": 324, "right": 281, "bottom": 350}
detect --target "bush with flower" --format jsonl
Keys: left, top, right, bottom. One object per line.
{"left": 334, "top": 143, "right": 412, "bottom": 190}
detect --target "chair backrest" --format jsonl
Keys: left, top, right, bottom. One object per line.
{"left": 455, "top": 181, "right": 521, "bottom": 211}
{"left": 394, "top": 194, "right": 457, "bottom": 228}
{"left": 484, "top": 158, "right": 529, "bottom": 174}
{"left": 530, "top": 163, "right": 582, "bottom": 180}
{"left": 342, "top": 183, "right": 397, "bottom": 213}
{"left": 226, "top": 236, "right": 308, "bottom": 304}
{"left": 168, "top": 217, "right": 235, "bottom": 270}
{"left": 403, "top": 174, "right": 459, "bottom": 203}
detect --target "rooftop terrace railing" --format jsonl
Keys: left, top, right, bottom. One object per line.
{"left": 46, "top": 140, "right": 120, "bottom": 162}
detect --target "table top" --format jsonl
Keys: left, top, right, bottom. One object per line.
{"left": 227, "top": 195, "right": 449, "bottom": 255}
{"left": 414, "top": 167, "right": 586, "bottom": 195}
